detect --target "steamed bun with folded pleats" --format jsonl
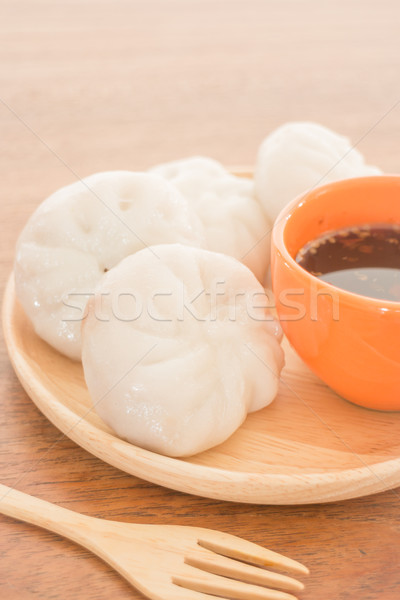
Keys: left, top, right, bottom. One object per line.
{"left": 255, "top": 122, "right": 382, "bottom": 222}
{"left": 81, "top": 244, "right": 284, "bottom": 457}
{"left": 151, "top": 157, "right": 272, "bottom": 283}
{"left": 14, "top": 172, "right": 204, "bottom": 360}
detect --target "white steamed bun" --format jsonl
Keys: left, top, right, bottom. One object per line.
{"left": 151, "top": 157, "right": 272, "bottom": 283}
{"left": 81, "top": 244, "right": 284, "bottom": 457}
{"left": 15, "top": 172, "right": 204, "bottom": 360}
{"left": 255, "top": 122, "right": 382, "bottom": 222}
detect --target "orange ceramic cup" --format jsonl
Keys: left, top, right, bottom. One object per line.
{"left": 271, "top": 176, "right": 400, "bottom": 411}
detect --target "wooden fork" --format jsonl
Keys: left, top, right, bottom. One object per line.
{"left": 0, "top": 483, "right": 308, "bottom": 600}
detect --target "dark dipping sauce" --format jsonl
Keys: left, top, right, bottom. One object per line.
{"left": 296, "top": 223, "right": 400, "bottom": 302}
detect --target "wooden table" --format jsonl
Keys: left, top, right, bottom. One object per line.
{"left": 1, "top": 1, "right": 400, "bottom": 598}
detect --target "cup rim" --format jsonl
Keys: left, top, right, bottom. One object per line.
{"left": 271, "top": 175, "right": 400, "bottom": 311}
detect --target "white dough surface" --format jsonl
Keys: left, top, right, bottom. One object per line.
{"left": 82, "top": 244, "right": 284, "bottom": 457}
{"left": 15, "top": 171, "right": 204, "bottom": 360}
{"left": 151, "top": 157, "right": 272, "bottom": 283}
{"left": 255, "top": 122, "right": 382, "bottom": 222}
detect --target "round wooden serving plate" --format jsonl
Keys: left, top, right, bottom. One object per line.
{"left": 3, "top": 275, "right": 400, "bottom": 504}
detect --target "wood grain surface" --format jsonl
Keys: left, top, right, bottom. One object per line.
{"left": 5, "top": 274, "right": 400, "bottom": 507}
{"left": 1, "top": 1, "right": 400, "bottom": 599}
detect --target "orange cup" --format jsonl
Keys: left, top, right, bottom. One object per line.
{"left": 271, "top": 176, "right": 400, "bottom": 411}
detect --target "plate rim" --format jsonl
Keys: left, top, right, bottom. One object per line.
{"left": 4, "top": 273, "right": 400, "bottom": 505}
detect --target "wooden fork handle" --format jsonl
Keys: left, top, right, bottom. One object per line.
{"left": 0, "top": 483, "right": 97, "bottom": 547}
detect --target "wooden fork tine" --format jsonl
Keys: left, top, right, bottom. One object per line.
{"left": 173, "top": 572, "right": 299, "bottom": 600}
{"left": 165, "top": 582, "right": 229, "bottom": 600}
{"left": 198, "top": 532, "right": 309, "bottom": 576}
{"left": 185, "top": 552, "right": 304, "bottom": 592}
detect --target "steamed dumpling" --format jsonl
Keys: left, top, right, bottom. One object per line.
{"left": 151, "top": 157, "right": 272, "bottom": 283}
{"left": 81, "top": 244, "right": 284, "bottom": 457}
{"left": 15, "top": 172, "right": 204, "bottom": 360}
{"left": 255, "top": 122, "right": 382, "bottom": 222}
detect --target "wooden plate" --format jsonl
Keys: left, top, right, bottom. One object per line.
{"left": 4, "top": 274, "right": 400, "bottom": 504}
